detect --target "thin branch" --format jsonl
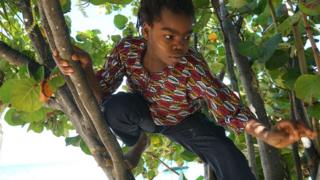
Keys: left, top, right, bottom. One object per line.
{"left": 268, "top": 0, "right": 277, "bottom": 27}
{"left": 146, "top": 152, "right": 180, "bottom": 176}
{"left": 0, "top": 41, "right": 29, "bottom": 66}
{"left": 301, "top": 14, "right": 320, "bottom": 73}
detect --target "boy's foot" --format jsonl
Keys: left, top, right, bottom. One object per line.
{"left": 124, "top": 132, "right": 150, "bottom": 169}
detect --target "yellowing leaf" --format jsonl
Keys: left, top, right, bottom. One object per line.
{"left": 208, "top": 32, "right": 218, "bottom": 42}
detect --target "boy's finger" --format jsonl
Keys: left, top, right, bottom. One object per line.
{"left": 60, "top": 67, "right": 74, "bottom": 74}
{"left": 296, "top": 123, "right": 317, "bottom": 139}
{"left": 71, "top": 54, "right": 79, "bottom": 61}
{"left": 59, "top": 60, "right": 70, "bottom": 67}
{"left": 304, "top": 129, "right": 317, "bottom": 139}
{"left": 52, "top": 49, "right": 58, "bottom": 56}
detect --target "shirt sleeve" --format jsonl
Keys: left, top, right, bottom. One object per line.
{"left": 96, "top": 46, "right": 125, "bottom": 98}
{"left": 187, "top": 55, "right": 257, "bottom": 133}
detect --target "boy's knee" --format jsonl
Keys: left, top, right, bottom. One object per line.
{"left": 101, "top": 92, "right": 132, "bottom": 118}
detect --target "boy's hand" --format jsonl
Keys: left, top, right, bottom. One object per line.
{"left": 264, "top": 120, "right": 316, "bottom": 148}
{"left": 245, "top": 120, "right": 317, "bottom": 148}
{"left": 52, "top": 47, "right": 92, "bottom": 75}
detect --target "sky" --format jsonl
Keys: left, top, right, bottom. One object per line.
{"left": 0, "top": 2, "right": 203, "bottom": 180}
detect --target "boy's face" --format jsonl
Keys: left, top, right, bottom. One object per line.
{"left": 143, "top": 8, "right": 193, "bottom": 67}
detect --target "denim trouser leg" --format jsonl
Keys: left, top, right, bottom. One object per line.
{"left": 101, "top": 92, "right": 256, "bottom": 180}
{"left": 101, "top": 92, "right": 156, "bottom": 146}
{"left": 160, "top": 113, "right": 256, "bottom": 180}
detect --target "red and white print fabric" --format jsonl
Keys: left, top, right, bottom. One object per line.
{"left": 96, "top": 37, "right": 257, "bottom": 133}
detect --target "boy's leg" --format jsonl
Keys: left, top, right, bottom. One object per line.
{"left": 161, "top": 112, "right": 256, "bottom": 180}
{"left": 100, "top": 92, "right": 155, "bottom": 168}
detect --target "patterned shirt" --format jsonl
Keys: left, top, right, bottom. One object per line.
{"left": 96, "top": 37, "right": 256, "bottom": 132}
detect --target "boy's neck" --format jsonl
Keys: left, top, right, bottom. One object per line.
{"left": 143, "top": 49, "right": 166, "bottom": 73}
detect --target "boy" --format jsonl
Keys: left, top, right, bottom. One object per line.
{"left": 53, "top": 0, "right": 316, "bottom": 179}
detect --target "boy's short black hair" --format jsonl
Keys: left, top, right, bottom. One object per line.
{"left": 137, "top": 0, "right": 195, "bottom": 29}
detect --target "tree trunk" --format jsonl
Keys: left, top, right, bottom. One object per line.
{"left": 211, "top": 1, "right": 285, "bottom": 179}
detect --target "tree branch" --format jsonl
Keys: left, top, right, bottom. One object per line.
{"left": 37, "top": 3, "right": 116, "bottom": 179}
{"left": 15, "top": 0, "right": 55, "bottom": 68}
{"left": 0, "top": 41, "right": 30, "bottom": 66}
{"left": 39, "top": 0, "right": 131, "bottom": 179}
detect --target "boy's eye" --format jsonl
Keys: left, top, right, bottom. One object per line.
{"left": 164, "top": 35, "right": 173, "bottom": 40}
{"left": 184, "top": 35, "right": 191, "bottom": 41}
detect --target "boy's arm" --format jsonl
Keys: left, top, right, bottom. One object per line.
{"left": 244, "top": 119, "right": 316, "bottom": 148}
{"left": 186, "top": 53, "right": 316, "bottom": 148}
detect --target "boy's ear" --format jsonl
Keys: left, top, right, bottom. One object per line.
{"left": 142, "top": 23, "right": 151, "bottom": 40}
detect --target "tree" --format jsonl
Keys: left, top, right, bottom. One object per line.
{"left": 0, "top": 0, "right": 319, "bottom": 179}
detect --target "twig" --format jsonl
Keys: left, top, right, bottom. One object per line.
{"left": 268, "top": 0, "right": 277, "bottom": 27}
{"left": 301, "top": 14, "right": 320, "bottom": 73}
{"left": 286, "top": 0, "right": 308, "bottom": 74}
{"left": 146, "top": 152, "right": 180, "bottom": 176}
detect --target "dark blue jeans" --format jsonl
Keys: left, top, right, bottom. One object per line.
{"left": 101, "top": 92, "right": 256, "bottom": 180}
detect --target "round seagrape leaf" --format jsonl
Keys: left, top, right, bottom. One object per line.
{"left": 11, "top": 79, "right": 42, "bottom": 112}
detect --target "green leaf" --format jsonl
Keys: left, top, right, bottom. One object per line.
{"left": 308, "top": 103, "right": 320, "bottom": 119}
{"left": 228, "top": 0, "right": 247, "bottom": 9}
{"left": 194, "top": 11, "right": 211, "bottom": 33}
{"left": 76, "top": 33, "right": 88, "bottom": 42}
{"left": 265, "top": 50, "right": 289, "bottom": 70}
{"left": 89, "top": 0, "right": 108, "bottom": 5}
{"left": 22, "top": 108, "right": 48, "bottom": 122}
{"left": 210, "top": 62, "right": 225, "bottom": 74}
{"left": 253, "top": 0, "right": 267, "bottom": 15}
{"left": 107, "top": 0, "right": 132, "bottom": 4}
{"left": 48, "top": 74, "right": 65, "bottom": 92}
{"left": 277, "top": 13, "right": 302, "bottom": 36}
{"left": 80, "top": 139, "right": 91, "bottom": 155}
{"left": 194, "top": 0, "right": 210, "bottom": 8}
{"left": 0, "top": 79, "right": 15, "bottom": 103}
{"left": 308, "top": 104, "right": 320, "bottom": 119}
{"left": 237, "top": 1, "right": 258, "bottom": 15}
{"left": 294, "top": 74, "right": 320, "bottom": 103}
{"left": 196, "top": 176, "right": 204, "bottom": 180}
{"left": 60, "top": 0, "right": 71, "bottom": 13}
{"left": 298, "top": 1, "right": 320, "bottom": 16}
{"left": 111, "top": 35, "right": 121, "bottom": 43}
{"left": 282, "top": 69, "right": 300, "bottom": 90}
{"left": 28, "top": 121, "right": 44, "bottom": 133}
{"left": 237, "top": 41, "right": 261, "bottom": 59}
{"left": 11, "top": 78, "right": 42, "bottom": 112}
{"left": 114, "top": 14, "right": 128, "bottom": 30}
{"left": 65, "top": 135, "right": 81, "bottom": 146}
{"left": 258, "top": 33, "right": 282, "bottom": 63}
{"left": 34, "top": 66, "right": 45, "bottom": 82}
{"left": 4, "top": 109, "right": 26, "bottom": 126}
{"left": 180, "top": 150, "right": 197, "bottom": 162}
